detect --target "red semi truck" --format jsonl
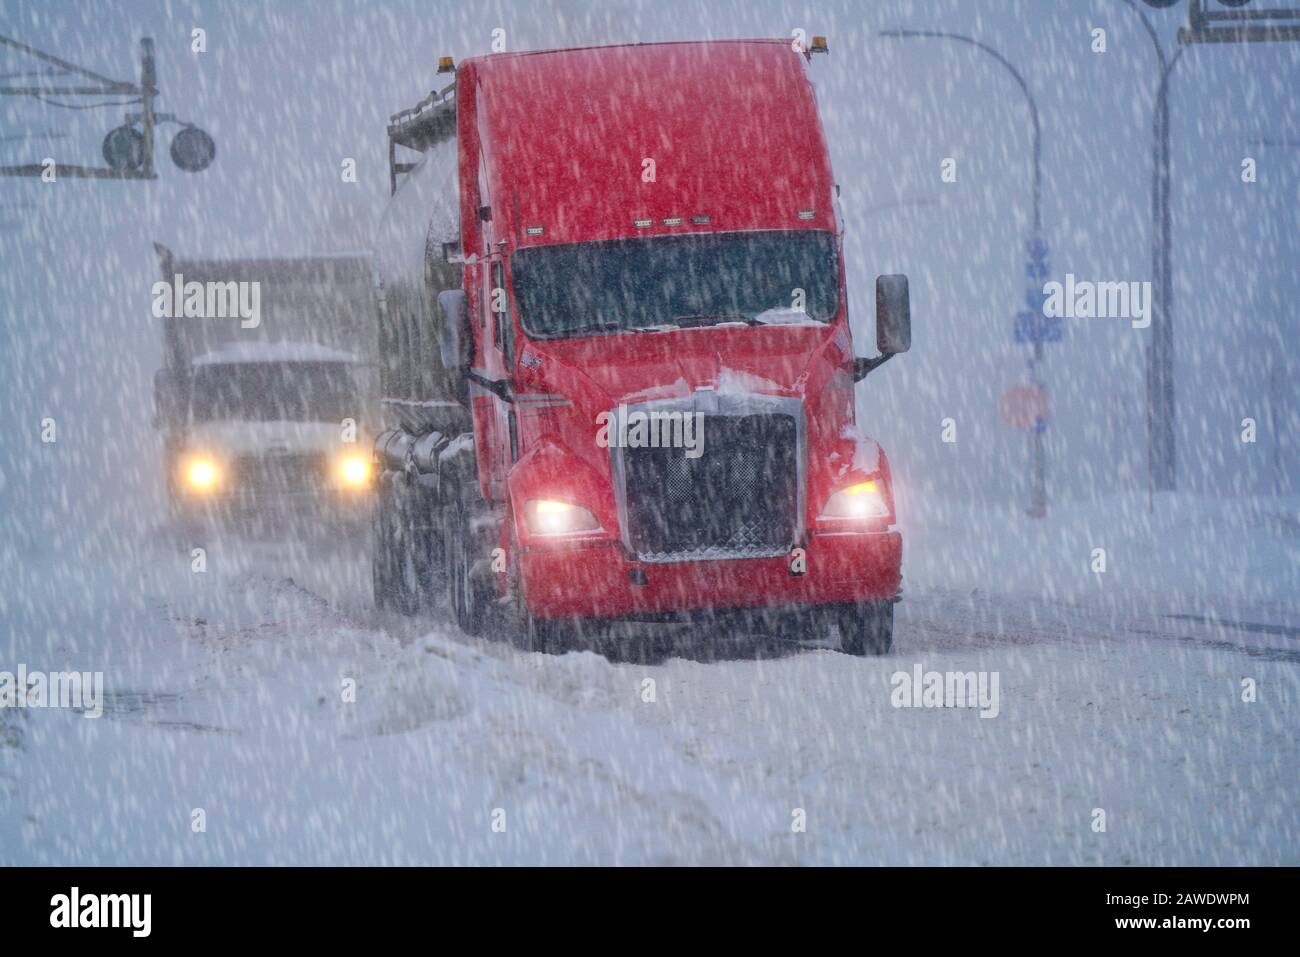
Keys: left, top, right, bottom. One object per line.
{"left": 371, "top": 39, "right": 911, "bottom": 654}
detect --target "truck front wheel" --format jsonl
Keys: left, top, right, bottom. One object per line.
{"left": 507, "top": 529, "right": 572, "bottom": 655}
{"left": 838, "top": 600, "right": 895, "bottom": 656}
{"left": 517, "top": 611, "right": 573, "bottom": 655}
{"left": 443, "top": 502, "right": 488, "bottom": 635}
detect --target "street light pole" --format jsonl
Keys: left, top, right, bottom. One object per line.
{"left": 1119, "top": 0, "right": 1300, "bottom": 495}
{"left": 1150, "top": 46, "right": 1186, "bottom": 494}
{"left": 879, "top": 29, "right": 1050, "bottom": 516}
{"left": 1115, "top": 1, "right": 1186, "bottom": 495}
{"left": 1115, "top": 1, "right": 1174, "bottom": 501}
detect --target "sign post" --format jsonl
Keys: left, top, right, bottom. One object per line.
{"left": 1011, "top": 236, "right": 1060, "bottom": 518}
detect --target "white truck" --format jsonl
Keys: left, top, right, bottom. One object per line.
{"left": 151, "top": 244, "right": 378, "bottom": 516}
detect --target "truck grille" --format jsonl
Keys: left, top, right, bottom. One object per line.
{"left": 232, "top": 453, "right": 329, "bottom": 495}
{"left": 621, "top": 412, "right": 800, "bottom": 563}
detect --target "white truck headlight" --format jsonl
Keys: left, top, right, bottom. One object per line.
{"left": 183, "top": 455, "right": 221, "bottom": 492}
{"left": 338, "top": 453, "right": 372, "bottom": 488}
{"left": 820, "top": 480, "right": 887, "bottom": 519}
{"left": 524, "top": 499, "right": 601, "bottom": 536}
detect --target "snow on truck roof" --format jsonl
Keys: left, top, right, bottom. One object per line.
{"left": 193, "top": 342, "right": 359, "bottom": 366}
{"left": 466, "top": 39, "right": 837, "bottom": 248}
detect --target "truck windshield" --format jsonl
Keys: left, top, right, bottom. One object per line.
{"left": 190, "top": 361, "right": 356, "bottom": 423}
{"left": 511, "top": 230, "right": 839, "bottom": 339}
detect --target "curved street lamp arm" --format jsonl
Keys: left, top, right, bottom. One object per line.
{"left": 878, "top": 28, "right": 1041, "bottom": 235}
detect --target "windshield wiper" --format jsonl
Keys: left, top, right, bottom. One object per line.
{"left": 670, "top": 314, "right": 761, "bottom": 328}
{"left": 566, "top": 320, "right": 633, "bottom": 336}
{"left": 568, "top": 320, "right": 682, "bottom": 336}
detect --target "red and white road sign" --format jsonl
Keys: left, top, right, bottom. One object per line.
{"left": 1000, "top": 384, "right": 1049, "bottom": 431}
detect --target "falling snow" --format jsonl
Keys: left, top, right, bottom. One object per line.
{"left": 1, "top": 1, "right": 1296, "bottom": 866}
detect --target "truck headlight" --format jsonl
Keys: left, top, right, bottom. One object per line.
{"left": 524, "top": 499, "right": 601, "bottom": 536}
{"left": 820, "top": 480, "right": 887, "bottom": 519}
{"left": 183, "top": 455, "right": 221, "bottom": 492}
{"left": 338, "top": 453, "right": 371, "bottom": 488}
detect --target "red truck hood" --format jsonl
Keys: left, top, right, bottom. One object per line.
{"left": 517, "top": 323, "right": 840, "bottom": 405}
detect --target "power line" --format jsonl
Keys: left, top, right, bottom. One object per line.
{"left": 28, "top": 94, "right": 142, "bottom": 110}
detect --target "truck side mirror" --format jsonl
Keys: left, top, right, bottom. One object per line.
{"left": 437, "top": 289, "right": 471, "bottom": 375}
{"left": 853, "top": 274, "right": 911, "bottom": 382}
{"left": 875, "top": 274, "right": 911, "bottom": 354}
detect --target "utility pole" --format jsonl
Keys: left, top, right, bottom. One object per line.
{"left": 0, "top": 33, "right": 214, "bottom": 179}
{"left": 139, "top": 38, "right": 157, "bottom": 180}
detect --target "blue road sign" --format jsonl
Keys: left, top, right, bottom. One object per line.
{"left": 1015, "top": 238, "right": 1062, "bottom": 344}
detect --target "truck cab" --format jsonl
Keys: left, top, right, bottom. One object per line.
{"left": 163, "top": 342, "right": 372, "bottom": 509}
{"left": 151, "top": 247, "right": 378, "bottom": 516}
{"left": 372, "top": 39, "right": 910, "bottom": 653}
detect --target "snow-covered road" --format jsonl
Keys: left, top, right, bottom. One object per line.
{"left": 2, "top": 497, "right": 1295, "bottom": 866}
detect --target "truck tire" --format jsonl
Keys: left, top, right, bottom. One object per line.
{"left": 518, "top": 612, "right": 573, "bottom": 655}
{"left": 505, "top": 525, "right": 572, "bottom": 655}
{"left": 443, "top": 501, "right": 487, "bottom": 635}
{"left": 839, "top": 600, "right": 895, "bottom": 656}
{"left": 372, "top": 484, "right": 418, "bottom": 615}
{"left": 393, "top": 521, "right": 421, "bottom": 616}
{"left": 513, "top": 581, "right": 573, "bottom": 655}
{"left": 371, "top": 490, "right": 395, "bottom": 610}
{"left": 409, "top": 505, "right": 446, "bottom": 614}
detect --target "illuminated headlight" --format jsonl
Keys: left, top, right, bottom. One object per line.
{"left": 820, "top": 480, "right": 887, "bottom": 520}
{"left": 183, "top": 456, "right": 220, "bottom": 492}
{"left": 338, "top": 453, "right": 372, "bottom": 488}
{"left": 524, "top": 499, "right": 600, "bottom": 536}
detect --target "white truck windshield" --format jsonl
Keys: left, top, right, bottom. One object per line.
{"left": 190, "top": 361, "right": 356, "bottom": 423}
